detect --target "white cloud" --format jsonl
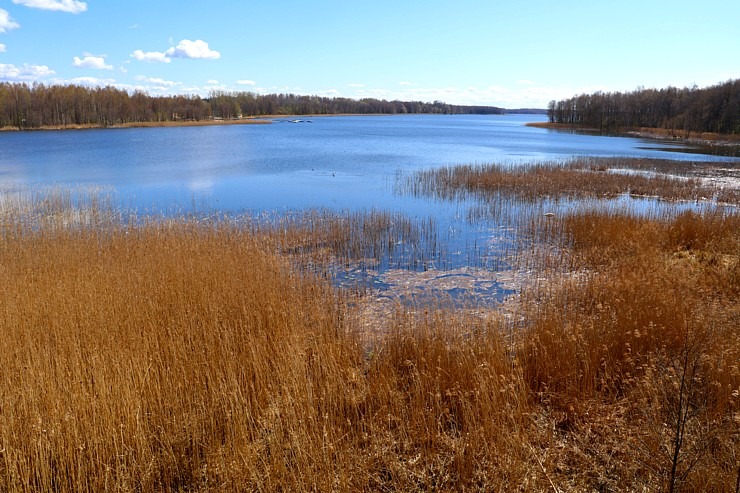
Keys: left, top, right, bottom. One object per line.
{"left": 12, "top": 0, "right": 87, "bottom": 14}
{"left": 204, "top": 81, "right": 227, "bottom": 91}
{"left": 131, "top": 49, "right": 170, "bottom": 63}
{"left": 317, "top": 89, "right": 341, "bottom": 97}
{"left": 135, "top": 75, "right": 178, "bottom": 87}
{"left": 347, "top": 84, "right": 572, "bottom": 108}
{"left": 207, "top": 79, "right": 219, "bottom": 84}
{"left": 0, "top": 9, "right": 20, "bottom": 33}
{"left": 0, "top": 44, "right": 6, "bottom": 53}
{"left": 131, "top": 39, "right": 220, "bottom": 64}
{"left": 132, "top": 76, "right": 182, "bottom": 94}
{"left": 347, "top": 83, "right": 365, "bottom": 88}
{"left": 165, "top": 40, "right": 220, "bottom": 60}
{"left": 0, "top": 63, "right": 55, "bottom": 81}
{"left": 236, "top": 79, "right": 256, "bottom": 86}
{"left": 62, "top": 76, "right": 116, "bottom": 86}
{"left": 73, "top": 54, "right": 113, "bottom": 70}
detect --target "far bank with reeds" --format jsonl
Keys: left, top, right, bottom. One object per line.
{"left": 0, "top": 117, "right": 273, "bottom": 132}
{"left": 527, "top": 121, "right": 740, "bottom": 154}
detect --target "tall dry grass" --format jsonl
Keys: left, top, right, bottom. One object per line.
{"left": 0, "top": 199, "right": 364, "bottom": 491}
{"left": 517, "top": 208, "right": 740, "bottom": 491}
{"left": 1, "top": 185, "right": 738, "bottom": 491}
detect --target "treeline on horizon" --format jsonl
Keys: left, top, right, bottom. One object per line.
{"left": 547, "top": 79, "right": 739, "bottom": 135}
{"left": 0, "top": 82, "right": 514, "bottom": 129}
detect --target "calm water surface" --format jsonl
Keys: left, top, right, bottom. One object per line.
{"left": 3, "top": 114, "right": 736, "bottom": 301}
{"left": 1, "top": 114, "right": 735, "bottom": 214}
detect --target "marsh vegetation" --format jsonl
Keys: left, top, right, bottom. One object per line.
{"left": 0, "top": 157, "right": 738, "bottom": 491}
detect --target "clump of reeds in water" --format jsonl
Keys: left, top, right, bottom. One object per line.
{"left": 256, "top": 209, "right": 441, "bottom": 275}
{"left": 406, "top": 157, "right": 739, "bottom": 204}
{"left": 0, "top": 186, "right": 128, "bottom": 235}
{"left": 0, "top": 188, "right": 737, "bottom": 491}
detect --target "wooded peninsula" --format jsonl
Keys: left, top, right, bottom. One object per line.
{"left": 546, "top": 79, "right": 739, "bottom": 136}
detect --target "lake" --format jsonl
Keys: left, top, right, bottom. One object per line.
{"left": 1, "top": 114, "right": 735, "bottom": 215}
{"left": 2, "top": 113, "right": 737, "bottom": 302}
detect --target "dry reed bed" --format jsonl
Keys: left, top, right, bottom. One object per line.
{"left": 0, "top": 186, "right": 738, "bottom": 491}
{"left": 1, "top": 212, "right": 364, "bottom": 491}
{"left": 519, "top": 209, "right": 739, "bottom": 491}
{"left": 407, "top": 157, "right": 740, "bottom": 204}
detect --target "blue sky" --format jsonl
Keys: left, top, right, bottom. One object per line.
{"left": 0, "top": 0, "right": 738, "bottom": 108}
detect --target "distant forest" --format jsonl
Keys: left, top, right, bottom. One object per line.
{"left": 547, "top": 79, "right": 739, "bottom": 135}
{"left": 0, "top": 82, "right": 524, "bottom": 129}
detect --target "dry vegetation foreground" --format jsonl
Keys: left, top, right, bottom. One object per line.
{"left": 0, "top": 159, "right": 739, "bottom": 491}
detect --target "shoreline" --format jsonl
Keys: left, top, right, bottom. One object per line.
{"left": 526, "top": 121, "right": 740, "bottom": 148}
{"left": 0, "top": 115, "right": 401, "bottom": 132}
{"left": 0, "top": 113, "right": 529, "bottom": 132}
{"left": 0, "top": 117, "right": 274, "bottom": 132}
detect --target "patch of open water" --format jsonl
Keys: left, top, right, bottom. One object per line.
{"left": 1, "top": 115, "right": 737, "bottom": 308}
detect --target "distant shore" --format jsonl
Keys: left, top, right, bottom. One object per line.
{"left": 0, "top": 114, "right": 414, "bottom": 132}
{"left": 0, "top": 113, "right": 542, "bottom": 132}
{"left": 0, "top": 117, "right": 275, "bottom": 132}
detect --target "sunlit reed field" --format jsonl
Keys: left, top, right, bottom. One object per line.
{"left": 0, "top": 157, "right": 738, "bottom": 492}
